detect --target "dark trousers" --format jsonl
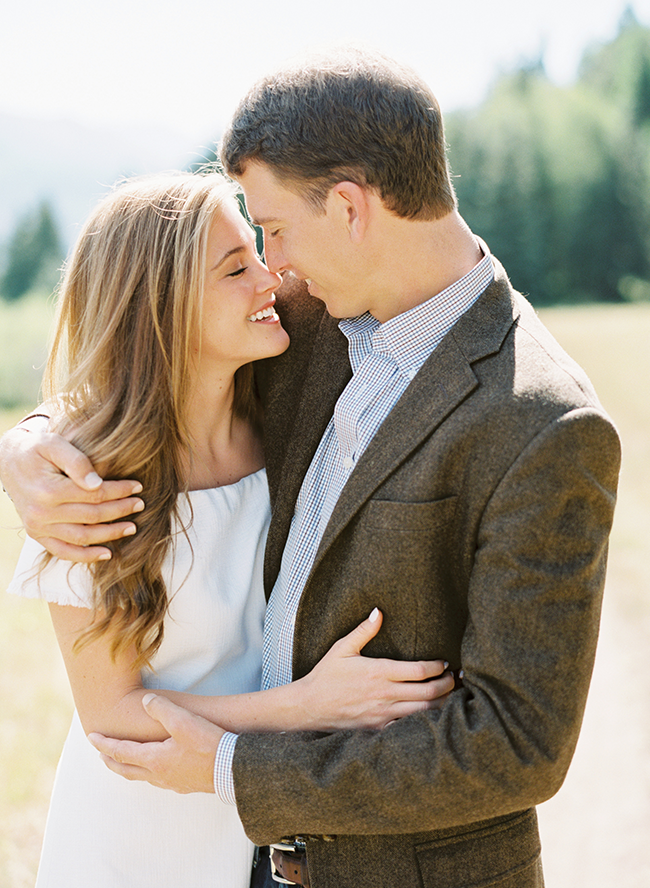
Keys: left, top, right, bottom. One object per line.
{"left": 250, "top": 846, "right": 275, "bottom": 888}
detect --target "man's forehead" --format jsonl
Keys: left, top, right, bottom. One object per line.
{"left": 238, "top": 182, "right": 277, "bottom": 227}
{"left": 237, "top": 161, "right": 305, "bottom": 225}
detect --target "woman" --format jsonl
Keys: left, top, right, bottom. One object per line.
{"left": 8, "top": 172, "right": 453, "bottom": 888}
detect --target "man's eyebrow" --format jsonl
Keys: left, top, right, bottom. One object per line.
{"left": 249, "top": 215, "right": 278, "bottom": 227}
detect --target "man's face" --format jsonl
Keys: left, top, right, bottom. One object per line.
{"left": 236, "top": 161, "right": 370, "bottom": 319}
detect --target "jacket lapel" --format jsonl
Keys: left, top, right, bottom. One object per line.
{"left": 264, "top": 260, "right": 519, "bottom": 593}
{"left": 263, "top": 311, "right": 352, "bottom": 592}
{"left": 310, "top": 266, "right": 520, "bottom": 574}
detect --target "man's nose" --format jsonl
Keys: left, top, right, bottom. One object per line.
{"left": 263, "top": 238, "right": 286, "bottom": 274}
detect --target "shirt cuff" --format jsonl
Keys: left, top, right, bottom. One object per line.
{"left": 213, "top": 731, "right": 238, "bottom": 805}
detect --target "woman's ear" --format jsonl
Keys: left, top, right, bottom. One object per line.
{"left": 329, "top": 181, "right": 372, "bottom": 243}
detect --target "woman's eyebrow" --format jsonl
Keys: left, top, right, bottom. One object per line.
{"left": 211, "top": 245, "right": 247, "bottom": 271}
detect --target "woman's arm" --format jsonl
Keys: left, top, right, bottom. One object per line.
{"left": 49, "top": 605, "right": 455, "bottom": 741}
{"left": 50, "top": 603, "right": 171, "bottom": 741}
{"left": 175, "top": 609, "right": 455, "bottom": 733}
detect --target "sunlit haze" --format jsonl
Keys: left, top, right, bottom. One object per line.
{"left": 2, "top": 0, "right": 649, "bottom": 144}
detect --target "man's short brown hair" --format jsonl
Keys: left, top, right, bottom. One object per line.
{"left": 221, "top": 47, "right": 457, "bottom": 221}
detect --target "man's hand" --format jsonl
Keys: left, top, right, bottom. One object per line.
{"left": 89, "top": 694, "right": 223, "bottom": 794}
{"left": 0, "top": 426, "right": 144, "bottom": 562}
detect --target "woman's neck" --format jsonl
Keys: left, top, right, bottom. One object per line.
{"left": 183, "top": 370, "right": 263, "bottom": 491}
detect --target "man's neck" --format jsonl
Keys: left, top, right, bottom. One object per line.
{"left": 367, "top": 210, "right": 483, "bottom": 323}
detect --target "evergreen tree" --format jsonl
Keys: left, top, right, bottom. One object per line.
{"left": 578, "top": 6, "right": 650, "bottom": 125}
{"left": 0, "top": 201, "right": 63, "bottom": 302}
{"left": 446, "top": 15, "right": 650, "bottom": 306}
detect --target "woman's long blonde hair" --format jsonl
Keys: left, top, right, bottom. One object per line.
{"left": 43, "top": 172, "right": 254, "bottom": 667}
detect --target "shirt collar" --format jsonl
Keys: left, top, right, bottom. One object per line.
{"left": 339, "top": 249, "right": 494, "bottom": 375}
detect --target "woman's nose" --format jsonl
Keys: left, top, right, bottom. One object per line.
{"left": 258, "top": 263, "right": 282, "bottom": 292}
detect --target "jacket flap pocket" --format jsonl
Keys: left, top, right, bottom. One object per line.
{"left": 415, "top": 810, "right": 542, "bottom": 888}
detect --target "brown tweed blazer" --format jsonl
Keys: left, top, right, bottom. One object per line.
{"left": 235, "top": 257, "right": 621, "bottom": 888}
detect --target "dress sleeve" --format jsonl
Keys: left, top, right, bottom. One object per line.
{"left": 6, "top": 535, "right": 94, "bottom": 608}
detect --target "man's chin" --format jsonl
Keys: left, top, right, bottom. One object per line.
{"left": 323, "top": 299, "right": 359, "bottom": 320}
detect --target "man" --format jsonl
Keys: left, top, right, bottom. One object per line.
{"left": 1, "top": 49, "right": 620, "bottom": 888}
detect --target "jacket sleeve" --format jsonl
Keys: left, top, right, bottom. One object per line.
{"left": 232, "top": 408, "right": 620, "bottom": 843}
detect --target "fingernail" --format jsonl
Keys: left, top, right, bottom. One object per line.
{"left": 132, "top": 482, "right": 143, "bottom": 494}
{"left": 443, "top": 661, "right": 449, "bottom": 670}
{"left": 459, "top": 669, "right": 465, "bottom": 680}
{"left": 98, "top": 551, "right": 112, "bottom": 561}
{"left": 369, "top": 607, "right": 380, "bottom": 622}
{"left": 132, "top": 499, "right": 145, "bottom": 512}
{"left": 85, "top": 472, "right": 103, "bottom": 489}
{"left": 122, "top": 524, "right": 137, "bottom": 536}
{"left": 142, "top": 693, "right": 157, "bottom": 707}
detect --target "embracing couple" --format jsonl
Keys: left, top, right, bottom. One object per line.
{"left": 1, "top": 47, "right": 620, "bottom": 888}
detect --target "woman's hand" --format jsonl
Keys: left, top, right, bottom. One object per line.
{"left": 292, "top": 608, "right": 456, "bottom": 731}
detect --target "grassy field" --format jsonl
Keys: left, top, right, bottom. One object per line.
{"left": 0, "top": 413, "right": 73, "bottom": 888}
{"left": 1, "top": 302, "right": 649, "bottom": 887}
{"left": 0, "top": 294, "right": 54, "bottom": 410}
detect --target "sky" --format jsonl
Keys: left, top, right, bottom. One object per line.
{"left": 2, "top": 0, "right": 650, "bottom": 147}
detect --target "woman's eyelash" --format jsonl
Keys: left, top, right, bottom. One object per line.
{"left": 228, "top": 267, "right": 247, "bottom": 278}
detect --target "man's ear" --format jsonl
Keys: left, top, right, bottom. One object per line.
{"left": 329, "top": 181, "right": 372, "bottom": 243}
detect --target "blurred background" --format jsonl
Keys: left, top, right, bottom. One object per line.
{"left": 1, "top": 1, "right": 649, "bottom": 885}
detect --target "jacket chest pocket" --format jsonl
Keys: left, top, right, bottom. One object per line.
{"left": 339, "top": 496, "right": 464, "bottom": 660}
{"left": 354, "top": 496, "right": 458, "bottom": 580}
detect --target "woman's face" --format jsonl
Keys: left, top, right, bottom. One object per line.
{"left": 196, "top": 198, "right": 289, "bottom": 375}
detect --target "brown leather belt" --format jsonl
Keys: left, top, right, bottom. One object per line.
{"left": 270, "top": 839, "right": 310, "bottom": 887}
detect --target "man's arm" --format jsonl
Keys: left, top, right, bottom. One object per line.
{"left": 230, "top": 409, "right": 621, "bottom": 841}
{"left": 0, "top": 421, "right": 145, "bottom": 562}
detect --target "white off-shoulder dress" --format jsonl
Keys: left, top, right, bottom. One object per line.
{"left": 7, "top": 469, "right": 270, "bottom": 888}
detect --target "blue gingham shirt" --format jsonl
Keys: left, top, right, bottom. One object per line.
{"left": 214, "top": 251, "right": 494, "bottom": 803}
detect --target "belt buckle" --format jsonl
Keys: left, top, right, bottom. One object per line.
{"left": 269, "top": 838, "right": 307, "bottom": 885}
